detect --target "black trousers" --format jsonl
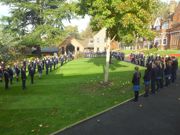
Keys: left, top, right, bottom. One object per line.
{"left": 144, "top": 84, "right": 150, "bottom": 96}
{"left": 134, "top": 91, "right": 139, "bottom": 101}
{"left": 46, "top": 69, "right": 48, "bottom": 75}
{"left": 171, "top": 71, "right": 176, "bottom": 83}
{"left": 31, "top": 76, "right": 34, "bottom": 84}
{"left": 22, "top": 79, "right": 26, "bottom": 89}
{"left": 5, "top": 80, "right": 9, "bottom": 89}
{"left": 16, "top": 76, "right": 19, "bottom": 82}
{"left": 156, "top": 79, "right": 162, "bottom": 90}
{"left": 151, "top": 80, "right": 156, "bottom": 94}
{"left": 10, "top": 76, "right": 13, "bottom": 84}
{"left": 165, "top": 77, "right": 171, "bottom": 86}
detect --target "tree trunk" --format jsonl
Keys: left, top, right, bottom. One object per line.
{"left": 104, "top": 38, "right": 111, "bottom": 83}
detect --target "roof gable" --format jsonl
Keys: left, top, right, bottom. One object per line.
{"left": 153, "top": 17, "right": 161, "bottom": 28}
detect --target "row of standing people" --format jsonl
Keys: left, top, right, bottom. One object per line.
{"left": 0, "top": 55, "right": 69, "bottom": 90}
{"left": 131, "top": 53, "right": 178, "bottom": 102}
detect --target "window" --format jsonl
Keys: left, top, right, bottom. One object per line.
{"left": 163, "top": 38, "right": 167, "bottom": 45}
{"left": 97, "top": 38, "right": 100, "bottom": 43}
{"left": 90, "top": 39, "right": 94, "bottom": 43}
{"left": 162, "top": 22, "right": 169, "bottom": 30}
{"left": 97, "top": 47, "right": 99, "bottom": 52}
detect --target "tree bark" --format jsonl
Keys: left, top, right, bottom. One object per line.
{"left": 104, "top": 38, "right": 111, "bottom": 83}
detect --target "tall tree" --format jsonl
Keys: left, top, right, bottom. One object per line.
{"left": 77, "top": 0, "right": 158, "bottom": 82}
{"left": 0, "top": 0, "right": 76, "bottom": 46}
{"left": 0, "top": 25, "right": 20, "bottom": 62}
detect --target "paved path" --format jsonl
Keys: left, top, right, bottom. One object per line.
{"left": 54, "top": 72, "right": 180, "bottom": 135}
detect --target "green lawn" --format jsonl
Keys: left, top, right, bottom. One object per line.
{"left": 0, "top": 58, "right": 144, "bottom": 135}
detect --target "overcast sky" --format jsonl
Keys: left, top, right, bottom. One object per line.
{"left": 0, "top": 0, "right": 179, "bottom": 32}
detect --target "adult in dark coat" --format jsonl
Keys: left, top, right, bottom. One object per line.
{"left": 21, "top": 66, "right": 27, "bottom": 90}
{"left": 4, "top": 69, "right": 9, "bottom": 89}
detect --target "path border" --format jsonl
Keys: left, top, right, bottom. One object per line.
{"left": 50, "top": 93, "right": 144, "bottom": 135}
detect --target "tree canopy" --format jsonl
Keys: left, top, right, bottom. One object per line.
{"left": 77, "top": 0, "right": 159, "bottom": 44}
{"left": 0, "top": 0, "right": 77, "bottom": 46}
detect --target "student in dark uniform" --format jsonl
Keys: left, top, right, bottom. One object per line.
{"left": 28, "top": 61, "right": 31, "bottom": 76}
{"left": 60, "top": 56, "right": 64, "bottom": 67}
{"left": 38, "top": 62, "right": 43, "bottom": 78}
{"left": 45, "top": 60, "right": 49, "bottom": 75}
{"left": 143, "top": 65, "right": 151, "bottom": 97}
{"left": 29, "top": 66, "right": 35, "bottom": 84}
{"left": 53, "top": 58, "right": 56, "bottom": 70}
{"left": 7, "top": 66, "right": 14, "bottom": 85}
{"left": 132, "top": 66, "right": 141, "bottom": 102}
{"left": 23, "top": 60, "right": 27, "bottom": 71}
{"left": 0, "top": 66, "right": 3, "bottom": 82}
{"left": 21, "top": 66, "right": 26, "bottom": 90}
{"left": 164, "top": 60, "right": 172, "bottom": 87}
{"left": 156, "top": 62, "right": 163, "bottom": 91}
{"left": 14, "top": 64, "right": 20, "bottom": 82}
{"left": 151, "top": 63, "right": 157, "bottom": 94}
{"left": 4, "top": 69, "right": 9, "bottom": 89}
{"left": 171, "top": 57, "right": 178, "bottom": 83}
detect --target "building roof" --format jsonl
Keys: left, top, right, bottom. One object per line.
{"left": 41, "top": 47, "right": 58, "bottom": 53}
{"left": 59, "top": 36, "right": 84, "bottom": 48}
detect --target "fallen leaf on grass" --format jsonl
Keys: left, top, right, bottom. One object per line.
{"left": 45, "top": 125, "right": 49, "bottom": 128}
{"left": 97, "top": 119, "right": 100, "bottom": 122}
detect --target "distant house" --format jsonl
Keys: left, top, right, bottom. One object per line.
{"left": 152, "top": 0, "right": 180, "bottom": 49}
{"left": 84, "top": 28, "right": 119, "bottom": 52}
{"left": 59, "top": 36, "right": 84, "bottom": 55}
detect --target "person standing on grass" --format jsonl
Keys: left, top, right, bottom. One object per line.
{"left": 132, "top": 66, "right": 141, "bottom": 102}
{"left": 7, "top": 66, "right": 14, "bottom": 85}
{"left": 0, "top": 66, "right": 3, "bottom": 82}
{"left": 38, "top": 62, "right": 43, "bottom": 79}
{"left": 4, "top": 68, "right": 9, "bottom": 89}
{"left": 143, "top": 65, "right": 151, "bottom": 97}
{"left": 14, "top": 63, "right": 20, "bottom": 82}
{"left": 45, "top": 60, "right": 49, "bottom": 75}
{"left": 21, "top": 66, "right": 26, "bottom": 90}
{"left": 29, "top": 65, "right": 35, "bottom": 84}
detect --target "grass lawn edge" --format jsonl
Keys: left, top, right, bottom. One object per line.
{"left": 50, "top": 92, "right": 144, "bottom": 135}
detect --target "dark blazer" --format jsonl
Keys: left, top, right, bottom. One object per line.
{"left": 143, "top": 69, "right": 151, "bottom": 82}
{"left": 132, "top": 71, "right": 141, "bottom": 85}
{"left": 21, "top": 67, "right": 26, "bottom": 80}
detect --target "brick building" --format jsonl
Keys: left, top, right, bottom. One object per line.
{"left": 153, "top": 0, "right": 180, "bottom": 49}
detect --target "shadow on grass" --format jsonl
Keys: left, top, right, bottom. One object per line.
{"left": 86, "top": 57, "right": 128, "bottom": 75}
